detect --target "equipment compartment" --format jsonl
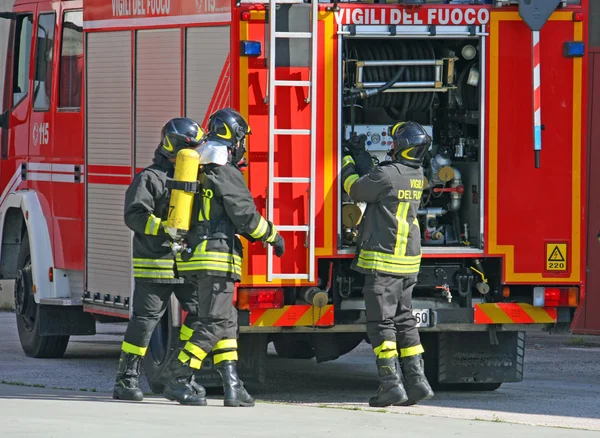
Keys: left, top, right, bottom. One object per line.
{"left": 339, "top": 34, "right": 485, "bottom": 253}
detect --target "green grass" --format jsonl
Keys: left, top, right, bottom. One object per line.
{"left": 566, "top": 336, "right": 596, "bottom": 348}
{"left": 0, "top": 303, "right": 14, "bottom": 311}
{"left": 1, "top": 380, "right": 45, "bottom": 388}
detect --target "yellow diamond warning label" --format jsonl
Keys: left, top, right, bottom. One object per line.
{"left": 546, "top": 243, "right": 567, "bottom": 272}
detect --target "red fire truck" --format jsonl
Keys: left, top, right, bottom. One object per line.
{"left": 0, "top": 0, "right": 593, "bottom": 392}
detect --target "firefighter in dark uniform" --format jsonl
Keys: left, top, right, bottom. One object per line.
{"left": 112, "top": 117, "right": 207, "bottom": 404}
{"left": 341, "top": 121, "right": 435, "bottom": 408}
{"left": 162, "top": 107, "right": 286, "bottom": 407}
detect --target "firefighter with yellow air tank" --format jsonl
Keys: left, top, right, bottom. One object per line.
{"left": 341, "top": 121, "right": 435, "bottom": 408}
{"left": 112, "top": 117, "right": 207, "bottom": 403}
{"left": 161, "top": 107, "right": 286, "bottom": 407}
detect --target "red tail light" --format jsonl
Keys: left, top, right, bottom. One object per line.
{"left": 237, "top": 288, "right": 284, "bottom": 310}
{"left": 533, "top": 287, "right": 579, "bottom": 307}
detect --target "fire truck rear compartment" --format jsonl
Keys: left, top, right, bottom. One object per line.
{"left": 340, "top": 36, "right": 484, "bottom": 253}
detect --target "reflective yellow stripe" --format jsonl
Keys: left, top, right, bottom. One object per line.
{"left": 184, "top": 342, "right": 208, "bottom": 360}
{"left": 132, "top": 258, "right": 174, "bottom": 268}
{"left": 189, "top": 358, "right": 202, "bottom": 369}
{"left": 180, "top": 324, "right": 193, "bottom": 341}
{"left": 265, "top": 225, "right": 277, "bottom": 243}
{"left": 133, "top": 269, "right": 175, "bottom": 279}
{"left": 400, "top": 344, "right": 424, "bottom": 358}
{"left": 342, "top": 156, "right": 355, "bottom": 168}
{"left": 177, "top": 249, "right": 242, "bottom": 265}
{"left": 394, "top": 201, "right": 410, "bottom": 257}
{"left": 177, "top": 261, "right": 242, "bottom": 275}
{"left": 214, "top": 351, "right": 238, "bottom": 364}
{"left": 203, "top": 196, "right": 211, "bottom": 221}
{"left": 356, "top": 257, "right": 420, "bottom": 275}
{"left": 378, "top": 350, "right": 399, "bottom": 359}
{"left": 144, "top": 214, "right": 161, "bottom": 236}
{"left": 122, "top": 341, "right": 147, "bottom": 356}
{"left": 214, "top": 339, "right": 237, "bottom": 351}
{"left": 373, "top": 340, "right": 397, "bottom": 356}
{"left": 343, "top": 174, "right": 359, "bottom": 194}
{"left": 198, "top": 208, "right": 204, "bottom": 221}
{"left": 249, "top": 217, "right": 269, "bottom": 239}
{"left": 178, "top": 350, "right": 191, "bottom": 364}
{"left": 359, "top": 250, "right": 421, "bottom": 265}
{"left": 391, "top": 122, "right": 405, "bottom": 136}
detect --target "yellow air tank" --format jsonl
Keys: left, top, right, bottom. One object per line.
{"left": 166, "top": 148, "right": 200, "bottom": 240}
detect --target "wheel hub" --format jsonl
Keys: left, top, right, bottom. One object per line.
{"left": 14, "top": 264, "right": 32, "bottom": 316}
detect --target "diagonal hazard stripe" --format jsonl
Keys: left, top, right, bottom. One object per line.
{"left": 251, "top": 308, "right": 289, "bottom": 326}
{"left": 519, "top": 304, "right": 557, "bottom": 323}
{"left": 500, "top": 303, "right": 535, "bottom": 324}
{"left": 316, "top": 306, "right": 335, "bottom": 326}
{"left": 474, "top": 303, "right": 558, "bottom": 324}
{"left": 248, "top": 305, "right": 335, "bottom": 327}
{"left": 473, "top": 305, "right": 495, "bottom": 324}
{"left": 475, "top": 304, "right": 514, "bottom": 324}
{"left": 291, "top": 306, "right": 315, "bottom": 326}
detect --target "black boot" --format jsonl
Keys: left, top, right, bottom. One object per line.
{"left": 369, "top": 357, "right": 408, "bottom": 407}
{"left": 162, "top": 354, "right": 207, "bottom": 406}
{"left": 395, "top": 354, "right": 434, "bottom": 406}
{"left": 216, "top": 360, "right": 255, "bottom": 407}
{"left": 112, "top": 351, "right": 144, "bottom": 401}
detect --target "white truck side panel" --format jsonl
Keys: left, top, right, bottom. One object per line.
{"left": 85, "top": 31, "right": 133, "bottom": 299}
{"left": 185, "top": 26, "right": 230, "bottom": 125}
{"left": 135, "top": 29, "right": 181, "bottom": 168}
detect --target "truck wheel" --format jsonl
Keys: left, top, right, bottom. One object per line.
{"left": 272, "top": 334, "right": 315, "bottom": 359}
{"left": 144, "top": 303, "right": 178, "bottom": 394}
{"left": 15, "top": 233, "right": 69, "bottom": 358}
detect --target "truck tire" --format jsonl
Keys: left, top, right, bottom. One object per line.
{"left": 143, "top": 302, "right": 179, "bottom": 394}
{"left": 15, "top": 233, "right": 69, "bottom": 358}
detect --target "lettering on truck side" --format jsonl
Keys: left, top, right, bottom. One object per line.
{"left": 112, "top": 0, "right": 171, "bottom": 17}
{"left": 334, "top": 7, "right": 490, "bottom": 27}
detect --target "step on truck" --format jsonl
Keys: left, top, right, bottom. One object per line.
{"left": 0, "top": 0, "right": 593, "bottom": 391}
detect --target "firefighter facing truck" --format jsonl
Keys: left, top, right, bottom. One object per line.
{"left": 342, "top": 122, "right": 435, "bottom": 407}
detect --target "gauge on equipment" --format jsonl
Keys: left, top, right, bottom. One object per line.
{"left": 370, "top": 133, "right": 381, "bottom": 144}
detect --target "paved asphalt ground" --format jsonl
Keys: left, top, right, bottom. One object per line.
{"left": 0, "top": 312, "right": 599, "bottom": 437}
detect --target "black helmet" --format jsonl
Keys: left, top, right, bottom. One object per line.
{"left": 388, "top": 121, "right": 431, "bottom": 168}
{"left": 159, "top": 117, "right": 206, "bottom": 159}
{"left": 207, "top": 108, "right": 251, "bottom": 147}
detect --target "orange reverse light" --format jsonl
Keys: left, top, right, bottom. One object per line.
{"left": 237, "top": 288, "right": 284, "bottom": 310}
{"left": 48, "top": 267, "right": 53, "bottom": 282}
{"left": 502, "top": 286, "right": 510, "bottom": 298}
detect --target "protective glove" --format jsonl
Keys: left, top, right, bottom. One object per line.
{"left": 343, "top": 134, "right": 368, "bottom": 159}
{"left": 271, "top": 233, "right": 285, "bottom": 258}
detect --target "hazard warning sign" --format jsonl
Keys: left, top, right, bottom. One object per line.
{"left": 546, "top": 243, "right": 567, "bottom": 272}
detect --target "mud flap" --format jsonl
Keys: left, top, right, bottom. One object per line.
{"left": 437, "top": 331, "right": 525, "bottom": 384}
{"left": 38, "top": 305, "right": 96, "bottom": 336}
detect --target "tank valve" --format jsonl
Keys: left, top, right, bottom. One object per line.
{"left": 303, "top": 287, "right": 329, "bottom": 308}
{"left": 476, "top": 282, "right": 490, "bottom": 295}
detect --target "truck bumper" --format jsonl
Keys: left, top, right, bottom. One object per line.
{"left": 237, "top": 302, "right": 564, "bottom": 333}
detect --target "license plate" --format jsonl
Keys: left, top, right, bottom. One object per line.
{"left": 413, "top": 309, "right": 431, "bottom": 328}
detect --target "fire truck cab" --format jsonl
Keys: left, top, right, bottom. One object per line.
{"left": 0, "top": 0, "right": 90, "bottom": 358}
{"left": 0, "top": 0, "right": 595, "bottom": 393}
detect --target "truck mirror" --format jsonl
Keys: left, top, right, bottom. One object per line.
{"left": 0, "top": 12, "right": 17, "bottom": 20}
{"left": 0, "top": 110, "right": 9, "bottom": 129}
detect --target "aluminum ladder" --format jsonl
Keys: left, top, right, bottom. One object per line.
{"left": 266, "top": 0, "right": 318, "bottom": 282}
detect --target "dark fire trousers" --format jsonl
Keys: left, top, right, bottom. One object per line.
{"left": 363, "top": 272, "right": 424, "bottom": 360}
{"left": 175, "top": 272, "right": 238, "bottom": 370}
{"left": 123, "top": 280, "right": 198, "bottom": 356}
